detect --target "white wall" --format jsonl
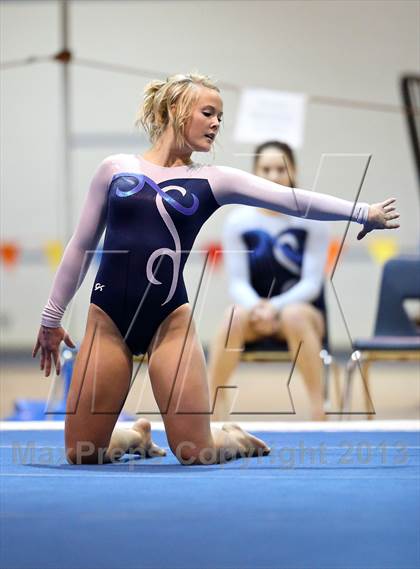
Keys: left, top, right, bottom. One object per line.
{"left": 1, "top": 0, "right": 419, "bottom": 350}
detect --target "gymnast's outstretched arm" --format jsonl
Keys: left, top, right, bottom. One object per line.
{"left": 40, "top": 156, "right": 115, "bottom": 328}
{"left": 210, "top": 165, "right": 400, "bottom": 238}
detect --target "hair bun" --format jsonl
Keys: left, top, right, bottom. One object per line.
{"left": 145, "top": 79, "right": 166, "bottom": 93}
{"left": 135, "top": 72, "right": 220, "bottom": 148}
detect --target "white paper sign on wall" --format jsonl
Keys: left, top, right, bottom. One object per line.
{"left": 233, "top": 88, "right": 307, "bottom": 149}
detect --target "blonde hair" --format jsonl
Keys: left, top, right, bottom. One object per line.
{"left": 135, "top": 72, "right": 220, "bottom": 149}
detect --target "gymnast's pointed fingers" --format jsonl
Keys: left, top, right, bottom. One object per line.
{"left": 52, "top": 350, "right": 61, "bottom": 375}
{"left": 64, "top": 331, "right": 76, "bottom": 349}
{"left": 44, "top": 351, "right": 52, "bottom": 377}
{"left": 40, "top": 347, "right": 46, "bottom": 371}
{"left": 32, "top": 338, "right": 41, "bottom": 358}
{"left": 382, "top": 197, "right": 397, "bottom": 207}
{"left": 383, "top": 204, "right": 396, "bottom": 213}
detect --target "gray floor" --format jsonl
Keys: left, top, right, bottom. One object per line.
{"left": 1, "top": 353, "right": 419, "bottom": 421}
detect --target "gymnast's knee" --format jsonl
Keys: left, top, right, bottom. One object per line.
{"left": 222, "top": 304, "right": 249, "bottom": 338}
{"left": 281, "top": 303, "right": 313, "bottom": 330}
{"left": 65, "top": 441, "right": 110, "bottom": 465}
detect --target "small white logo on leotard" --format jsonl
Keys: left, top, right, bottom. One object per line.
{"left": 94, "top": 283, "right": 105, "bottom": 291}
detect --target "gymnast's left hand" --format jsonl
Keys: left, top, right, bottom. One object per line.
{"left": 357, "top": 198, "right": 400, "bottom": 240}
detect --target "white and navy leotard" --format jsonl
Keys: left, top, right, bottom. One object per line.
{"left": 222, "top": 207, "right": 330, "bottom": 312}
{"left": 41, "top": 154, "right": 368, "bottom": 355}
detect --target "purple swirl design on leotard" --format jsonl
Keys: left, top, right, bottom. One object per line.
{"left": 112, "top": 172, "right": 199, "bottom": 215}
{"left": 111, "top": 172, "right": 199, "bottom": 305}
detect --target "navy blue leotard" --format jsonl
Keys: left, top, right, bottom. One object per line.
{"left": 90, "top": 171, "right": 219, "bottom": 355}
{"left": 222, "top": 206, "right": 330, "bottom": 313}
{"left": 243, "top": 227, "right": 326, "bottom": 311}
{"left": 40, "top": 153, "right": 369, "bottom": 355}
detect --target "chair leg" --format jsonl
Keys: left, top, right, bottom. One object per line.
{"left": 320, "top": 349, "right": 332, "bottom": 412}
{"left": 324, "top": 357, "right": 341, "bottom": 415}
{"left": 341, "top": 353, "right": 358, "bottom": 419}
{"left": 360, "top": 360, "right": 373, "bottom": 420}
{"left": 332, "top": 360, "right": 341, "bottom": 412}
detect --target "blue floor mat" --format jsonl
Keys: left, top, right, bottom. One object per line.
{"left": 1, "top": 429, "right": 419, "bottom": 569}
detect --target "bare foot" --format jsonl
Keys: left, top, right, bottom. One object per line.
{"left": 221, "top": 423, "right": 271, "bottom": 457}
{"left": 129, "top": 418, "right": 166, "bottom": 458}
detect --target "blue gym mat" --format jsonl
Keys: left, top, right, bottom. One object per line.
{"left": 1, "top": 428, "right": 419, "bottom": 569}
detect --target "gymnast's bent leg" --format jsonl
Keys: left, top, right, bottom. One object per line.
{"left": 65, "top": 303, "right": 165, "bottom": 464}
{"left": 275, "top": 303, "right": 326, "bottom": 421}
{"left": 207, "top": 304, "right": 261, "bottom": 421}
{"left": 147, "top": 303, "right": 270, "bottom": 465}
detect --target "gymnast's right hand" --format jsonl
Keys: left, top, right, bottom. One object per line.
{"left": 32, "top": 326, "right": 76, "bottom": 377}
{"left": 357, "top": 198, "right": 400, "bottom": 240}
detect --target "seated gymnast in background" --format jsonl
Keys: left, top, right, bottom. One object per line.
{"left": 208, "top": 141, "right": 331, "bottom": 421}
{"left": 32, "top": 73, "right": 400, "bottom": 465}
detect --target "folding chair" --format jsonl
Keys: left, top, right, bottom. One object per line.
{"left": 342, "top": 255, "right": 420, "bottom": 418}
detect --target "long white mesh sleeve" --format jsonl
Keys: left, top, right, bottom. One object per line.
{"left": 40, "top": 156, "right": 117, "bottom": 327}
{"left": 210, "top": 166, "right": 369, "bottom": 224}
